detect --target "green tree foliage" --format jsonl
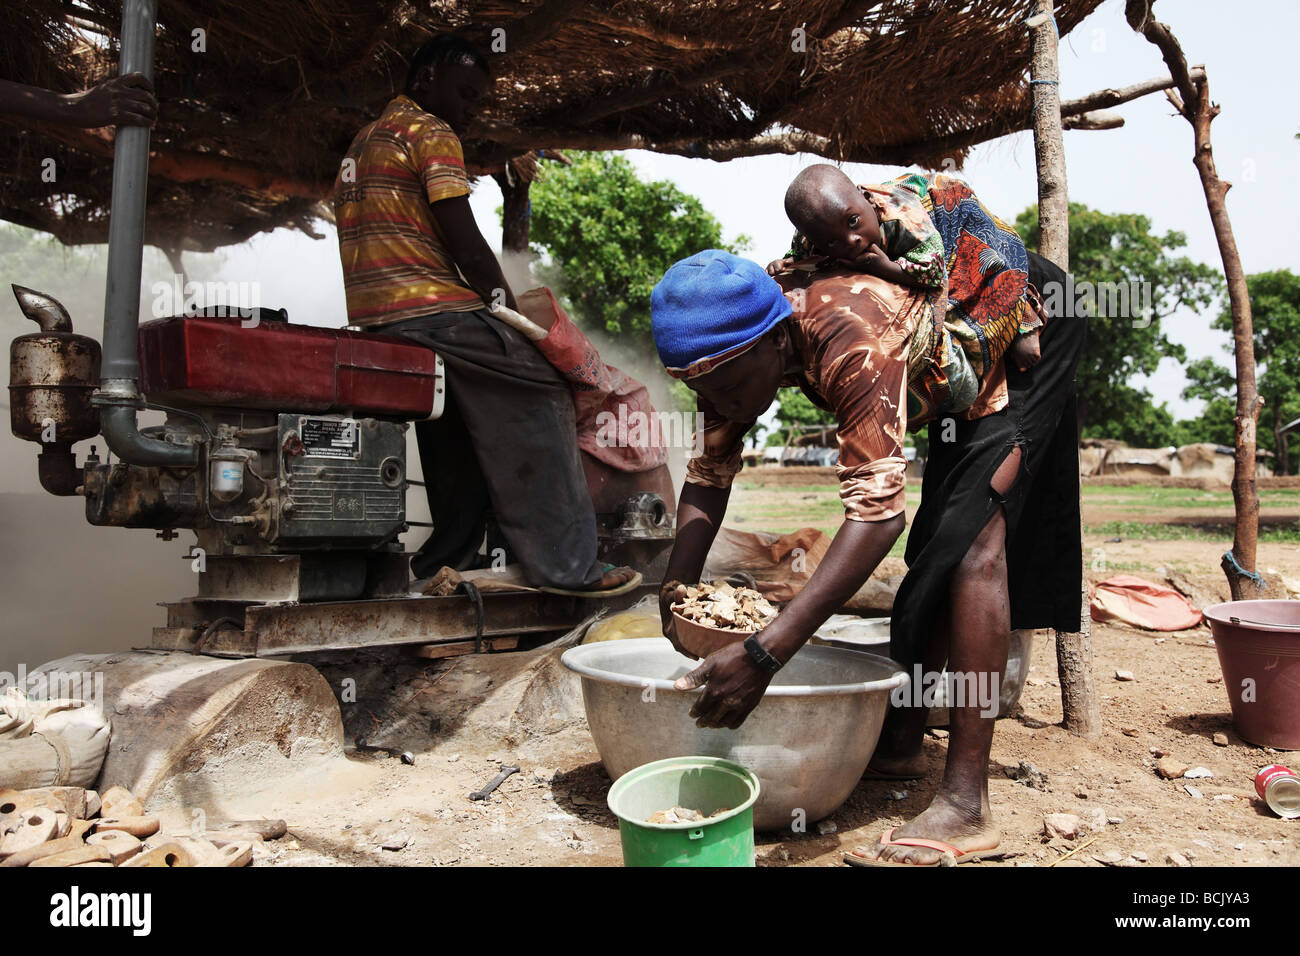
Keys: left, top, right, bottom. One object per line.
{"left": 0, "top": 223, "right": 105, "bottom": 333}
{"left": 762, "top": 390, "right": 834, "bottom": 447}
{"left": 527, "top": 152, "right": 748, "bottom": 354}
{"left": 1179, "top": 357, "right": 1237, "bottom": 447}
{"left": 1016, "top": 203, "right": 1222, "bottom": 445}
{"left": 1180, "top": 270, "right": 1300, "bottom": 473}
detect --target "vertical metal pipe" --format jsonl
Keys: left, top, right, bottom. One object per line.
{"left": 100, "top": 0, "right": 155, "bottom": 385}
{"left": 97, "top": 0, "right": 197, "bottom": 466}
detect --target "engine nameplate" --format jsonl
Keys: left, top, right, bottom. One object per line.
{"left": 278, "top": 414, "right": 406, "bottom": 546}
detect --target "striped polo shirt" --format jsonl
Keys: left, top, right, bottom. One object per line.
{"left": 333, "top": 95, "right": 485, "bottom": 326}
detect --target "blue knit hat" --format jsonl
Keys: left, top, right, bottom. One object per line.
{"left": 651, "top": 250, "right": 792, "bottom": 379}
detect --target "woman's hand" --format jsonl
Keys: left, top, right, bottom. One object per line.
{"left": 765, "top": 257, "right": 796, "bottom": 276}
{"left": 673, "top": 640, "right": 773, "bottom": 729}
{"left": 670, "top": 513, "right": 906, "bottom": 729}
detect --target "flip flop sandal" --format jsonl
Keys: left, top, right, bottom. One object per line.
{"left": 843, "top": 827, "right": 1001, "bottom": 868}
{"left": 537, "top": 568, "right": 643, "bottom": 598}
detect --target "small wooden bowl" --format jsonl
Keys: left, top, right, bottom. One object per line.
{"left": 671, "top": 609, "right": 755, "bottom": 659}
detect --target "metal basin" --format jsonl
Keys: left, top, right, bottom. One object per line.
{"left": 811, "top": 615, "right": 1033, "bottom": 725}
{"left": 561, "top": 638, "right": 908, "bottom": 831}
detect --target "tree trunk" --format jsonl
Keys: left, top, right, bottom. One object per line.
{"left": 1272, "top": 402, "right": 1288, "bottom": 476}
{"left": 492, "top": 169, "right": 532, "bottom": 256}
{"left": 1125, "top": 0, "right": 1264, "bottom": 601}
{"left": 1030, "top": 0, "right": 1101, "bottom": 739}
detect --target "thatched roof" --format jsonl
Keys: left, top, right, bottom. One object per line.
{"left": 2, "top": 0, "right": 1102, "bottom": 252}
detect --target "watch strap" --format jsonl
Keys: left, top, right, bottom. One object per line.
{"left": 744, "top": 635, "right": 783, "bottom": 673}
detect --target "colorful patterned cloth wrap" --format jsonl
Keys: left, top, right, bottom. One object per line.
{"left": 789, "top": 173, "right": 1042, "bottom": 428}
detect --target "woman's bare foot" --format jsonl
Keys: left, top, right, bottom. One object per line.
{"left": 847, "top": 792, "right": 1000, "bottom": 866}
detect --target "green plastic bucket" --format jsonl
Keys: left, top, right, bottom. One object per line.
{"left": 606, "top": 756, "right": 760, "bottom": 867}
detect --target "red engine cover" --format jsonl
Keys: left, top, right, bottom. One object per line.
{"left": 138, "top": 315, "right": 438, "bottom": 417}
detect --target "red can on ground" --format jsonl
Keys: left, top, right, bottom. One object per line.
{"left": 1255, "top": 764, "right": 1300, "bottom": 819}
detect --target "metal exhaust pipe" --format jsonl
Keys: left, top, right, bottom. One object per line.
{"left": 96, "top": 0, "right": 197, "bottom": 467}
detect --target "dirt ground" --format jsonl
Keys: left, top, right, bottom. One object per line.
{"left": 178, "top": 617, "right": 1295, "bottom": 868}
{"left": 159, "top": 477, "right": 1298, "bottom": 867}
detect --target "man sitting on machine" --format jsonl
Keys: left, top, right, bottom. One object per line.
{"left": 332, "top": 33, "right": 637, "bottom": 593}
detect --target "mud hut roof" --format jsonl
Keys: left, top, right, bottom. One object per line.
{"left": 2, "top": 0, "right": 1102, "bottom": 252}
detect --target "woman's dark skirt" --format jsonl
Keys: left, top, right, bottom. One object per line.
{"left": 890, "top": 252, "right": 1088, "bottom": 669}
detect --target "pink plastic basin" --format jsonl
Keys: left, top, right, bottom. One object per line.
{"left": 1203, "top": 599, "right": 1300, "bottom": 750}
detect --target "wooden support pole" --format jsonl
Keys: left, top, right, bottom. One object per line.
{"left": 1030, "top": 0, "right": 1101, "bottom": 739}
{"left": 1030, "top": 3, "right": 1070, "bottom": 271}
{"left": 1062, "top": 110, "right": 1124, "bottom": 131}
{"left": 1125, "top": 0, "right": 1265, "bottom": 601}
{"left": 1059, "top": 67, "right": 1203, "bottom": 117}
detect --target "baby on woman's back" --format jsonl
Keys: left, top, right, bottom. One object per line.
{"left": 768, "top": 164, "right": 1047, "bottom": 426}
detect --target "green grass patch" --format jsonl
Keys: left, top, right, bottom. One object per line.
{"left": 1081, "top": 485, "right": 1300, "bottom": 511}
{"left": 1095, "top": 560, "right": 1196, "bottom": 575}
{"left": 725, "top": 495, "right": 912, "bottom": 558}
{"left": 736, "top": 483, "right": 838, "bottom": 493}
{"left": 1086, "top": 519, "right": 1300, "bottom": 543}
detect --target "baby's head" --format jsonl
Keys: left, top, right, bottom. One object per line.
{"left": 784, "top": 164, "right": 883, "bottom": 265}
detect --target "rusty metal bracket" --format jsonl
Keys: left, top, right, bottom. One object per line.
{"left": 456, "top": 579, "right": 485, "bottom": 653}
{"left": 153, "top": 581, "right": 657, "bottom": 658}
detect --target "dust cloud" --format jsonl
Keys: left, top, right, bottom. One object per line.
{"left": 1, "top": 236, "right": 214, "bottom": 674}
{"left": 498, "top": 249, "right": 693, "bottom": 494}
{"left": 0, "top": 493, "right": 195, "bottom": 675}
{"left": 0, "top": 228, "right": 688, "bottom": 677}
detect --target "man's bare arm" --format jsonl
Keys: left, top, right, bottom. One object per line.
{"left": 428, "top": 195, "right": 517, "bottom": 311}
{"left": 0, "top": 75, "right": 157, "bottom": 129}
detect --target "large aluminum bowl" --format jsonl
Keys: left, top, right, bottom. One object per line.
{"left": 561, "top": 638, "right": 908, "bottom": 831}
{"left": 810, "top": 615, "right": 1034, "bottom": 725}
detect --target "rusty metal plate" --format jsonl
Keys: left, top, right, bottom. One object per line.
{"left": 245, "top": 583, "right": 656, "bottom": 657}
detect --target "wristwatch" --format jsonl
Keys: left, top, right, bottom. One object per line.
{"left": 744, "top": 635, "right": 783, "bottom": 673}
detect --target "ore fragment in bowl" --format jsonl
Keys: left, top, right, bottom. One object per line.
{"left": 669, "top": 581, "right": 777, "bottom": 658}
